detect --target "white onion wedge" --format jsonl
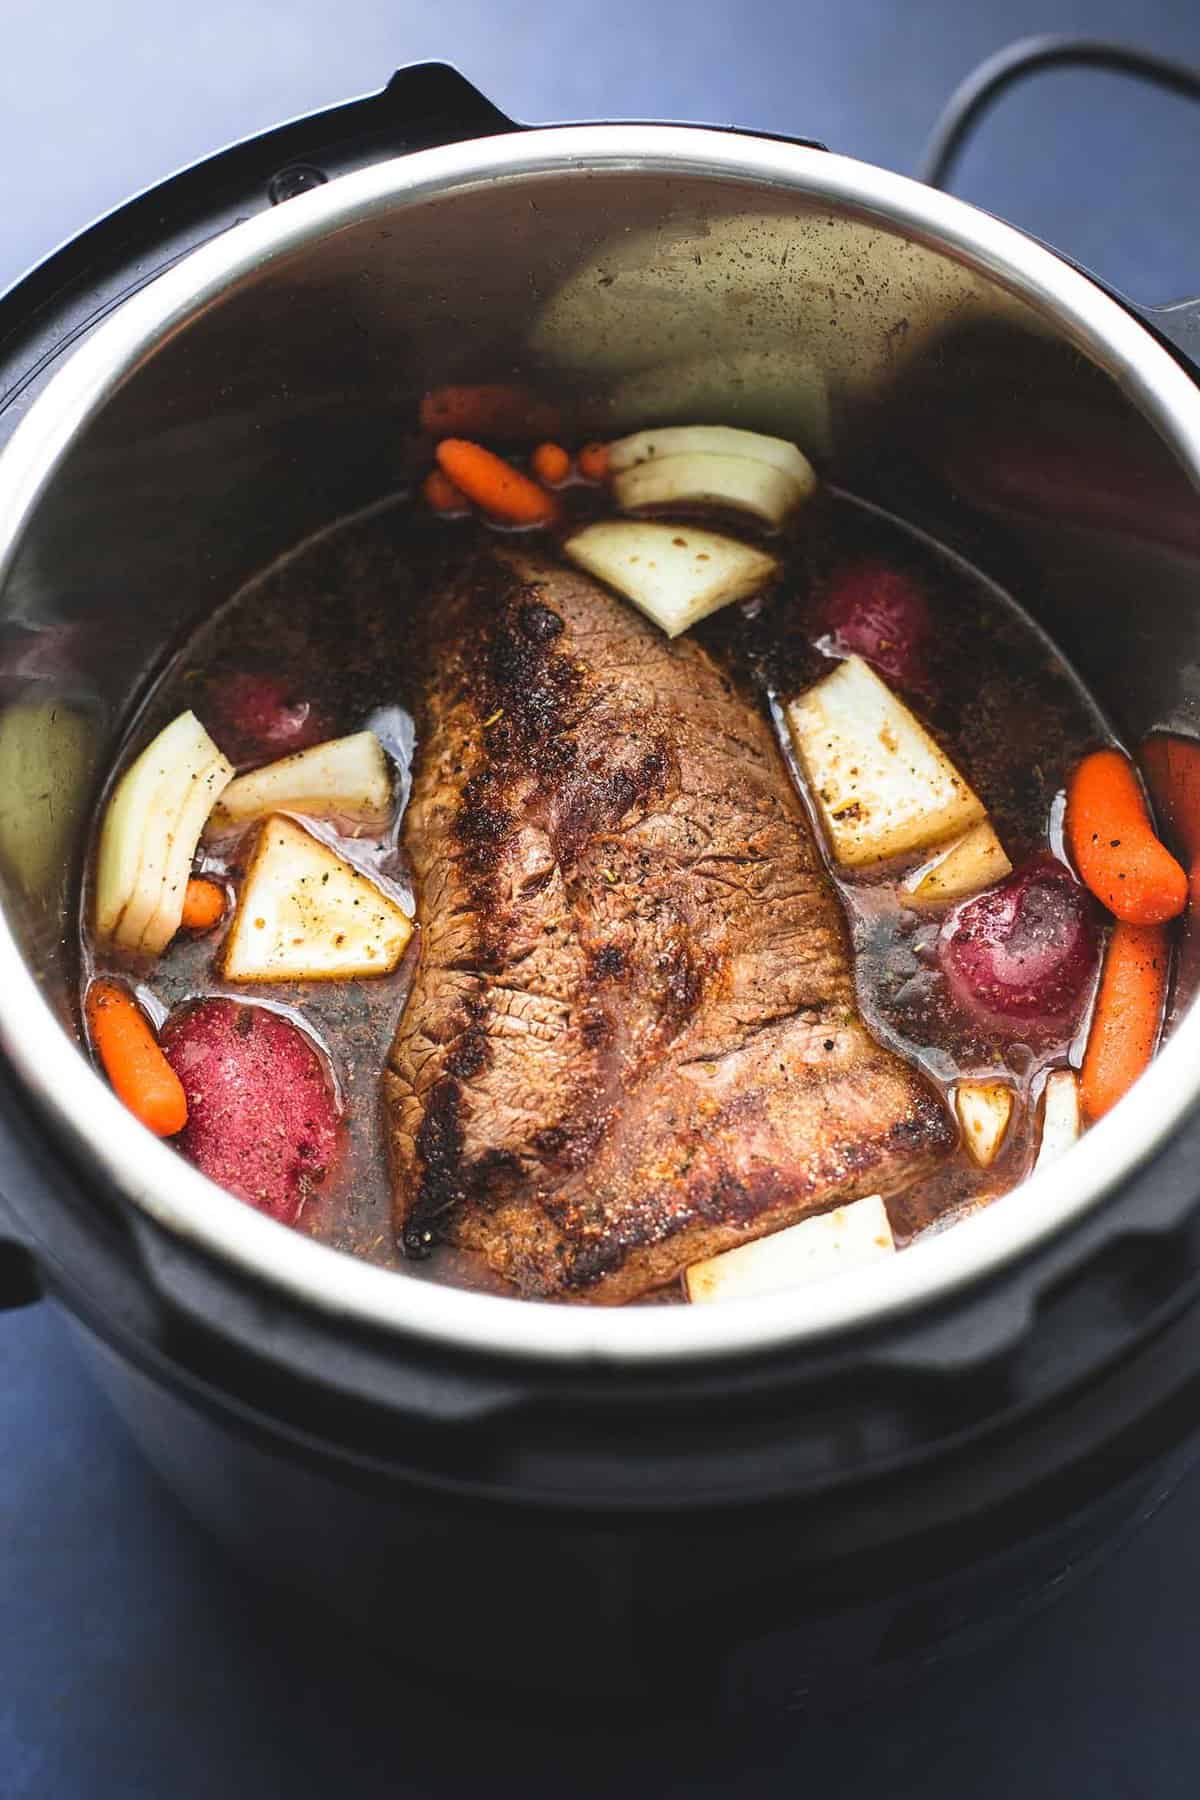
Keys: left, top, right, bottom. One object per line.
{"left": 685, "top": 1194, "right": 894, "bottom": 1304}
{"left": 955, "top": 1081, "right": 1014, "bottom": 1169}
{"left": 223, "top": 815, "right": 412, "bottom": 983}
{"left": 786, "top": 655, "right": 985, "bottom": 866}
{"left": 95, "top": 710, "right": 233, "bottom": 955}
{"left": 902, "top": 821, "right": 1012, "bottom": 908}
{"left": 607, "top": 424, "right": 817, "bottom": 487}
{"left": 139, "top": 754, "right": 239, "bottom": 956}
{"left": 612, "top": 451, "right": 811, "bottom": 528}
{"left": 563, "top": 519, "right": 778, "bottom": 638}
{"left": 1036, "top": 1070, "right": 1082, "bottom": 1170}
{"left": 211, "top": 730, "right": 392, "bottom": 834}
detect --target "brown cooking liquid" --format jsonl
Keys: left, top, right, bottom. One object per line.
{"left": 78, "top": 486, "right": 1115, "bottom": 1300}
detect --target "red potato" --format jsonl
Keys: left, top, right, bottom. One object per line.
{"left": 160, "top": 999, "right": 341, "bottom": 1225}
{"left": 938, "top": 856, "right": 1100, "bottom": 1035}
{"left": 205, "top": 672, "right": 331, "bottom": 767}
{"left": 816, "top": 558, "right": 932, "bottom": 692}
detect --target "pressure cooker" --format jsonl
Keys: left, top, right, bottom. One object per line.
{"left": 3, "top": 58, "right": 1200, "bottom": 1710}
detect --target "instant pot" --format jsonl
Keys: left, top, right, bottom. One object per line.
{"left": 4, "top": 57, "right": 1200, "bottom": 1711}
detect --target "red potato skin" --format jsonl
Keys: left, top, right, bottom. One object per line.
{"left": 816, "top": 559, "right": 933, "bottom": 692}
{"left": 205, "top": 672, "right": 331, "bottom": 767}
{"left": 160, "top": 1000, "right": 341, "bottom": 1225}
{"left": 938, "top": 856, "right": 1100, "bottom": 1036}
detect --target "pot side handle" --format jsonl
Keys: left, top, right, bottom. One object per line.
{"left": 1129, "top": 297, "right": 1200, "bottom": 383}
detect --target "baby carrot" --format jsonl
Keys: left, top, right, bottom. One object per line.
{"left": 180, "top": 876, "right": 226, "bottom": 933}
{"left": 577, "top": 441, "right": 610, "bottom": 482}
{"left": 422, "top": 468, "right": 469, "bottom": 514}
{"left": 86, "top": 980, "right": 188, "bottom": 1138}
{"left": 435, "top": 439, "right": 558, "bottom": 527}
{"left": 1141, "top": 734, "right": 1200, "bottom": 1018}
{"left": 1066, "top": 747, "right": 1187, "bottom": 924}
{"left": 419, "top": 384, "right": 560, "bottom": 441}
{"left": 1141, "top": 732, "right": 1200, "bottom": 867}
{"left": 531, "top": 442, "right": 571, "bottom": 486}
{"left": 1080, "top": 922, "right": 1168, "bottom": 1122}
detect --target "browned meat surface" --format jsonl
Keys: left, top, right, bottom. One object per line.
{"left": 385, "top": 544, "right": 953, "bottom": 1302}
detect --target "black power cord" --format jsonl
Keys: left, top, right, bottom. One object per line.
{"left": 919, "top": 34, "right": 1200, "bottom": 192}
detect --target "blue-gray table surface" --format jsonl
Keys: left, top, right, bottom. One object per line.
{"left": 4, "top": 1, "right": 1200, "bottom": 1793}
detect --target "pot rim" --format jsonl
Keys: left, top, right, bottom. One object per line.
{"left": 2, "top": 123, "right": 1199, "bottom": 1366}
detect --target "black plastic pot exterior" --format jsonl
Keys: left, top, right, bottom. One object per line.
{"left": 3, "top": 64, "right": 1200, "bottom": 1705}
{"left": 67, "top": 1302, "right": 1200, "bottom": 1709}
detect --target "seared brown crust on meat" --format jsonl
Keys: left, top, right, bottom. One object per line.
{"left": 385, "top": 546, "right": 952, "bottom": 1302}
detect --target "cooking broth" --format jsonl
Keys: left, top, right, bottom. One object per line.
{"left": 78, "top": 472, "right": 1134, "bottom": 1301}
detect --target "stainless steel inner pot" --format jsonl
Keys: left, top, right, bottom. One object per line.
{"left": 2, "top": 124, "right": 1199, "bottom": 1364}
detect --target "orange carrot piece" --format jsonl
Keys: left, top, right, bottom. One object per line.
{"left": 86, "top": 980, "right": 188, "bottom": 1138}
{"left": 1066, "top": 747, "right": 1187, "bottom": 924}
{"left": 531, "top": 442, "right": 571, "bottom": 486}
{"left": 1141, "top": 732, "right": 1200, "bottom": 867}
{"left": 422, "top": 468, "right": 469, "bottom": 514}
{"left": 419, "top": 384, "right": 560, "bottom": 441}
{"left": 1139, "top": 734, "right": 1200, "bottom": 1034}
{"left": 435, "top": 439, "right": 558, "bottom": 527}
{"left": 180, "top": 876, "right": 226, "bottom": 934}
{"left": 1080, "top": 922, "right": 1168, "bottom": 1121}
{"left": 577, "top": 441, "right": 610, "bottom": 482}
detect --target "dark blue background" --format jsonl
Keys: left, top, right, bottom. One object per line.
{"left": 5, "top": 3, "right": 1200, "bottom": 1793}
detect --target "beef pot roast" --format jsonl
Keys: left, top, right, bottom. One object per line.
{"left": 385, "top": 545, "right": 952, "bottom": 1301}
